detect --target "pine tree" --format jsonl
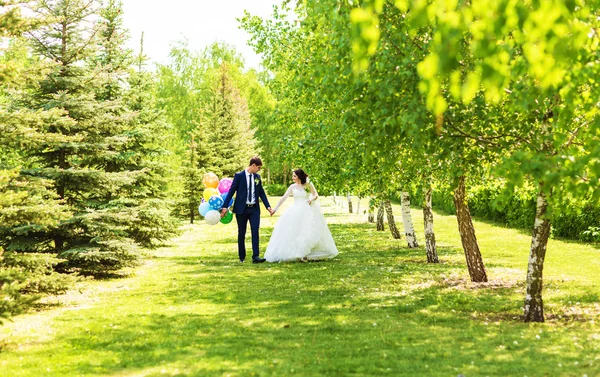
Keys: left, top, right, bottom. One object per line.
{"left": 209, "top": 63, "right": 256, "bottom": 177}
{"left": 1, "top": 0, "right": 74, "bottom": 322}
{"left": 156, "top": 42, "right": 218, "bottom": 220}
{"left": 120, "top": 30, "right": 180, "bottom": 244}
{"left": 182, "top": 134, "right": 203, "bottom": 224}
{"left": 8, "top": 0, "right": 139, "bottom": 274}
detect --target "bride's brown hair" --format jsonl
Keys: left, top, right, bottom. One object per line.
{"left": 294, "top": 169, "right": 308, "bottom": 184}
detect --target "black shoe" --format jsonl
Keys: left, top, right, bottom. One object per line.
{"left": 252, "top": 257, "right": 266, "bottom": 264}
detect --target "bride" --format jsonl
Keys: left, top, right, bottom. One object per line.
{"left": 265, "top": 169, "right": 338, "bottom": 263}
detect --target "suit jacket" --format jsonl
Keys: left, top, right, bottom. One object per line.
{"left": 222, "top": 170, "right": 271, "bottom": 214}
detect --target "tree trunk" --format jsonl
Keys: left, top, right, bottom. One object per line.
{"left": 356, "top": 196, "right": 362, "bottom": 216}
{"left": 347, "top": 192, "right": 353, "bottom": 213}
{"left": 283, "top": 163, "right": 287, "bottom": 186}
{"left": 384, "top": 199, "right": 401, "bottom": 239}
{"left": 524, "top": 187, "right": 552, "bottom": 322}
{"left": 376, "top": 201, "right": 385, "bottom": 231}
{"left": 333, "top": 191, "right": 337, "bottom": 204}
{"left": 453, "top": 176, "right": 488, "bottom": 282}
{"left": 400, "top": 192, "right": 418, "bottom": 248}
{"left": 423, "top": 188, "right": 438, "bottom": 263}
{"left": 368, "top": 197, "right": 375, "bottom": 223}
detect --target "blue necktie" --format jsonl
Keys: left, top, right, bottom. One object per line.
{"left": 250, "top": 175, "right": 254, "bottom": 203}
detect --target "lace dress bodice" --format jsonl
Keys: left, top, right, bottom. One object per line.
{"left": 292, "top": 188, "right": 308, "bottom": 202}
{"left": 274, "top": 183, "right": 316, "bottom": 212}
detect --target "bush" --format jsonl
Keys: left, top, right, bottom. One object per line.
{"left": 264, "top": 184, "right": 287, "bottom": 196}
{"left": 57, "top": 243, "right": 139, "bottom": 276}
{"left": 416, "top": 181, "right": 599, "bottom": 242}
{"left": 0, "top": 250, "right": 76, "bottom": 324}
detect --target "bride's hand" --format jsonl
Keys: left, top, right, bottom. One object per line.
{"left": 307, "top": 199, "right": 312, "bottom": 205}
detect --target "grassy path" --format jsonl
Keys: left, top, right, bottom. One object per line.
{"left": 1, "top": 198, "right": 599, "bottom": 376}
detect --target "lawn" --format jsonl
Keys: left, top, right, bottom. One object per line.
{"left": 0, "top": 197, "right": 598, "bottom": 377}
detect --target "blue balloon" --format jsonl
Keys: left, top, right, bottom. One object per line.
{"left": 209, "top": 195, "right": 224, "bottom": 210}
{"left": 220, "top": 192, "right": 233, "bottom": 208}
{"left": 198, "top": 202, "right": 211, "bottom": 217}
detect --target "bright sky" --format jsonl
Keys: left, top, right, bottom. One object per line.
{"left": 121, "top": 0, "right": 282, "bottom": 71}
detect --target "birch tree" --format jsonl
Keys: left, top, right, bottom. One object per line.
{"left": 352, "top": 0, "right": 600, "bottom": 321}
{"left": 422, "top": 187, "right": 438, "bottom": 263}
{"left": 400, "top": 192, "right": 418, "bottom": 248}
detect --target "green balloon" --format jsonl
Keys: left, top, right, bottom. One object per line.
{"left": 220, "top": 210, "right": 234, "bottom": 224}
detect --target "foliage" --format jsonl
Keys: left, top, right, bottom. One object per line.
{"left": 156, "top": 41, "right": 271, "bottom": 220}
{"left": 264, "top": 183, "right": 287, "bottom": 196}
{"left": 0, "top": 0, "right": 43, "bottom": 82}
{"left": 415, "top": 181, "right": 600, "bottom": 242}
{"left": 0, "top": 250, "right": 75, "bottom": 324}
{"left": 1, "top": 0, "right": 179, "bottom": 276}
{"left": 245, "top": 0, "right": 600, "bottom": 320}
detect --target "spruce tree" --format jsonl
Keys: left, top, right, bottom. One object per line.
{"left": 9, "top": 0, "right": 138, "bottom": 274}
{"left": 120, "top": 30, "right": 180, "bottom": 244}
{"left": 1, "top": 0, "right": 74, "bottom": 322}
{"left": 182, "top": 134, "right": 203, "bottom": 224}
{"left": 209, "top": 63, "right": 256, "bottom": 177}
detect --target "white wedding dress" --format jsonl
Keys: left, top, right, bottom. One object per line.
{"left": 265, "top": 183, "right": 338, "bottom": 263}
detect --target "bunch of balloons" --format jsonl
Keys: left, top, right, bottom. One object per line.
{"left": 199, "top": 173, "right": 234, "bottom": 225}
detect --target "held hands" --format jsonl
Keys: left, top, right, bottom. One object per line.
{"left": 268, "top": 207, "right": 275, "bottom": 216}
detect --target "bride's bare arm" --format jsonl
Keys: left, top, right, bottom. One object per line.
{"left": 308, "top": 182, "right": 319, "bottom": 204}
{"left": 273, "top": 185, "right": 293, "bottom": 213}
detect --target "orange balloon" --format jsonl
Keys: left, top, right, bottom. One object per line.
{"left": 203, "top": 173, "right": 219, "bottom": 188}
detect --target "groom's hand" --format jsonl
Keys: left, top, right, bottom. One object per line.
{"left": 220, "top": 208, "right": 227, "bottom": 218}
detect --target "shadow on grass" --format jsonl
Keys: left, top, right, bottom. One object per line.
{"left": 30, "top": 254, "right": 578, "bottom": 377}
{"left": 6, "top": 220, "right": 600, "bottom": 376}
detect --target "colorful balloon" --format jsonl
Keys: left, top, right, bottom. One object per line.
{"left": 220, "top": 192, "right": 233, "bottom": 208}
{"left": 220, "top": 210, "right": 234, "bottom": 224}
{"left": 204, "top": 210, "right": 221, "bottom": 225}
{"left": 218, "top": 178, "right": 233, "bottom": 194}
{"left": 203, "top": 173, "right": 219, "bottom": 189}
{"left": 209, "top": 195, "right": 224, "bottom": 210}
{"left": 203, "top": 187, "right": 219, "bottom": 202}
{"left": 198, "top": 202, "right": 211, "bottom": 217}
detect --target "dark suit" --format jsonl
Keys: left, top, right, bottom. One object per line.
{"left": 222, "top": 170, "right": 271, "bottom": 261}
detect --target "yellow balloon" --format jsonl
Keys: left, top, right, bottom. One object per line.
{"left": 203, "top": 188, "right": 220, "bottom": 202}
{"left": 203, "top": 173, "right": 219, "bottom": 188}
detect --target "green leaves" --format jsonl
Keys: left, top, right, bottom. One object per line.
{"left": 350, "top": 1, "right": 382, "bottom": 73}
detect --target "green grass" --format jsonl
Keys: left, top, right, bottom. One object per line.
{"left": 1, "top": 197, "right": 599, "bottom": 377}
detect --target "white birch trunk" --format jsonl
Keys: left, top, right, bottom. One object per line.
{"left": 376, "top": 200, "right": 385, "bottom": 231}
{"left": 384, "top": 199, "right": 401, "bottom": 239}
{"left": 356, "top": 196, "right": 361, "bottom": 217}
{"left": 423, "top": 188, "right": 439, "bottom": 263}
{"left": 400, "top": 192, "right": 418, "bottom": 248}
{"left": 346, "top": 192, "right": 353, "bottom": 213}
{"left": 524, "top": 187, "right": 551, "bottom": 322}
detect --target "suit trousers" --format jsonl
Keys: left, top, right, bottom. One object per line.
{"left": 235, "top": 205, "right": 260, "bottom": 261}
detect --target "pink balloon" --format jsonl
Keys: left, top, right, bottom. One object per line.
{"left": 218, "top": 178, "right": 233, "bottom": 194}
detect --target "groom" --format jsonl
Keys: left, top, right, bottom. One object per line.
{"left": 220, "top": 157, "right": 273, "bottom": 263}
